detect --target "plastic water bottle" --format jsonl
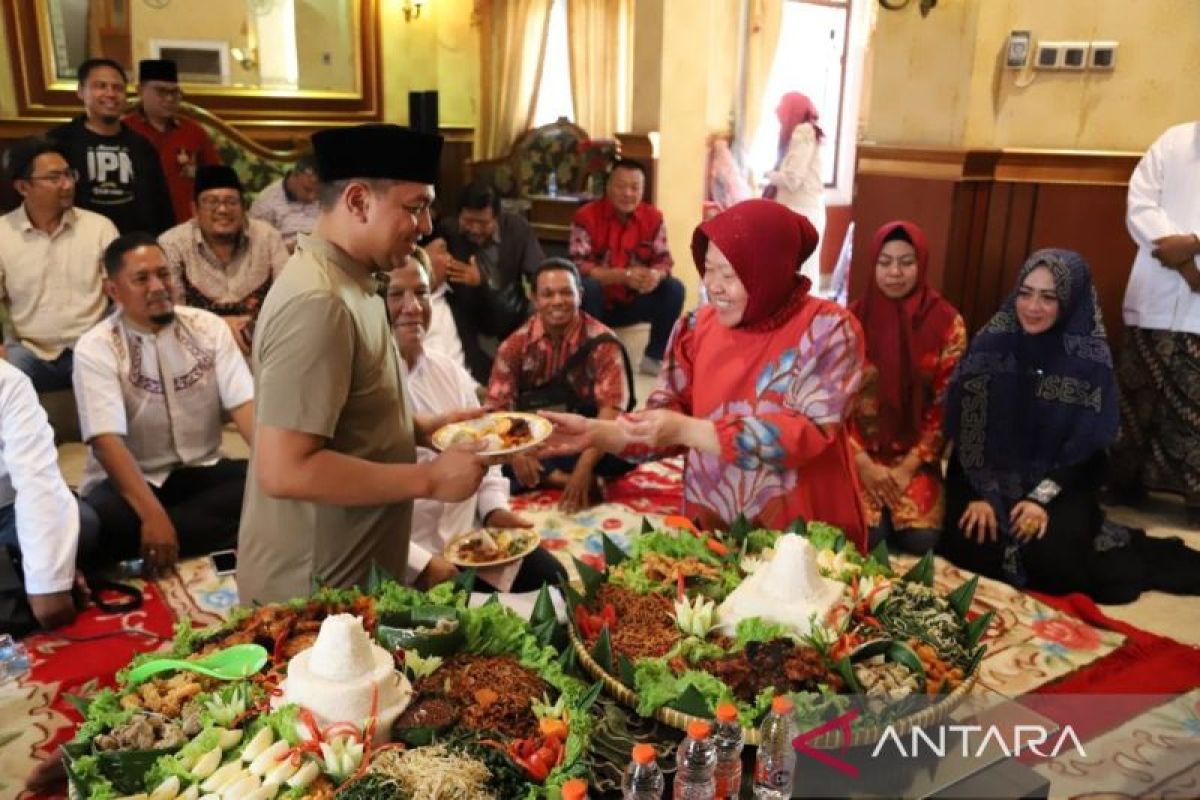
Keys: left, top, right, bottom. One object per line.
{"left": 754, "top": 695, "right": 797, "bottom": 799}
{"left": 547, "top": 170, "right": 558, "bottom": 197}
{"left": 622, "top": 743, "right": 664, "bottom": 799}
{"left": 562, "top": 777, "right": 589, "bottom": 800}
{"left": 713, "top": 703, "right": 744, "bottom": 799}
{"left": 674, "top": 720, "right": 717, "bottom": 799}
{"left": 0, "top": 633, "right": 30, "bottom": 683}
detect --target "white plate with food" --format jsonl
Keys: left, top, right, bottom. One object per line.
{"left": 430, "top": 411, "right": 552, "bottom": 457}
{"left": 445, "top": 528, "right": 541, "bottom": 569}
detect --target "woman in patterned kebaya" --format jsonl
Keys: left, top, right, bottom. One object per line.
{"left": 939, "top": 249, "right": 1200, "bottom": 601}
{"left": 546, "top": 199, "right": 869, "bottom": 551}
{"left": 849, "top": 221, "right": 966, "bottom": 554}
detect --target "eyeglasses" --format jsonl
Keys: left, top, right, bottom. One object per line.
{"left": 27, "top": 168, "right": 79, "bottom": 185}
{"left": 149, "top": 86, "right": 183, "bottom": 99}
{"left": 198, "top": 196, "right": 243, "bottom": 210}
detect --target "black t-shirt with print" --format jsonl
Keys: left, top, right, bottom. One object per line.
{"left": 49, "top": 117, "right": 175, "bottom": 235}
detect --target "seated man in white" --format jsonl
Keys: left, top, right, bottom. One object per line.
{"left": 0, "top": 360, "right": 98, "bottom": 633}
{"left": 73, "top": 233, "right": 254, "bottom": 574}
{"left": 412, "top": 244, "right": 469, "bottom": 371}
{"left": 0, "top": 136, "right": 117, "bottom": 392}
{"left": 386, "top": 253, "right": 566, "bottom": 592}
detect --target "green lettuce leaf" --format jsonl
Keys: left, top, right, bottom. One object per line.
{"left": 732, "top": 617, "right": 793, "bottom": 649}
{"left": 72, "top": 689, "right": 133, "bottom": 744}
{"left": 632, "top": 659, "right": 733, "bottom": 717}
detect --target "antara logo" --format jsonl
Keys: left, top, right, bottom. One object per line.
{"left": 793, "top": 708, "right": 1087, "bottom": 778}
{"left": 870, "top": 724, "right": 1087, "bottom": 760}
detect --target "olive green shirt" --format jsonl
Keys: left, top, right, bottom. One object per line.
{"left": 237, "top": 234, "right": 415, "bottom": 604}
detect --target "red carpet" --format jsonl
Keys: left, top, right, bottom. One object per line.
{"left": 1026, "top": 589, "right": 1200, "bottom": 742}
{"left": 16, "top": 584, "right": 177, "bottom": 799}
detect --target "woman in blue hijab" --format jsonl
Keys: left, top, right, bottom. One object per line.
{"left": 939, "top": 249, "right": 1200, "bottom": 602}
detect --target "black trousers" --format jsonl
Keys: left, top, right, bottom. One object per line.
{"left": 83, "top": 459, "right": 248, "bottom": 564}
{"left": 474, "top": 546, "right": 569, "bottom": 594}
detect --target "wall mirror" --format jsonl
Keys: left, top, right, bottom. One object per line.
{"left": 3, "top": 0, "right": 382, "bottom": 130}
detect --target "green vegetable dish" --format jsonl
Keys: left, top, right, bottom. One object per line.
{"left": 569, "top": 516, "right": 992, "bottom": 735}
{"left": 65, "top": 573, "right": 598, "bottom": 800}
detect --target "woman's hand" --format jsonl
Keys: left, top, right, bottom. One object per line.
{"left": 618, "top": 409, "right": 691, "bottom": 449}
{"left": 889, "top": 456, "right": 921, "bottom": 495}
{"left": 1009, "top": 501, "right": 1048, "bottom": 541}
{"left": 537, "top": 411, "right": 629, "bottom": 455}
{"left": 959, "top": 500, "right": 999, "bottom": 544}
{"left": 856, "top": 454, "right": 903, "bottom": 508}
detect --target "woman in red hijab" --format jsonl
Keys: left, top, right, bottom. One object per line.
{"left": 764, "top": 92, "right": 826, "bottom": 290}
{"left": 547, "top": 200, "right": 869, "bottom": 551}
{"left": 849, "top": 221, "right": 965, "bottom": 553}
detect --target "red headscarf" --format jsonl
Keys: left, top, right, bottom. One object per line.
{"left": 850, "top": 221, "right": 959, "bottom": 452}
{"left": 691, "top": 199, "right": 819, "bottom": 329}
{"left": 776, "top": 92, "right": 824, "bottom": 161}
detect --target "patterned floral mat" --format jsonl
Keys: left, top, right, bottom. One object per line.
{"left": 3, "top": 457, "right": 1196, "bottom": 799}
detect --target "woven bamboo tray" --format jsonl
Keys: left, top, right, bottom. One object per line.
{"left": 568, "top": 624, "right": 977, "bottom": 747}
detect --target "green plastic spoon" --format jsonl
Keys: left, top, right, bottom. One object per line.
{"left": 125, "top": 643, "right": 269, "bottom": 685}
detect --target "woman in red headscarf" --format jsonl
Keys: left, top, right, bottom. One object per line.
{"left": 545, "top": 200, "right": 869, "bottom": 551}
{"left": 764, "top": 92, "right": 826, "bottom": 290}
{"left": 849, "top": 221, "right": 965, "bottom": 553}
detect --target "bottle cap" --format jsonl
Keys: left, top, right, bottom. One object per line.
{"left": 771, "top": 694, "right": 794, "bottom": 714}
{"left": 561, "top": 778, "right": 588, "bottom": 800}
{"left": 715, "top": 703, "right": 738, "bottom": 723}
{"left": 632, "top": 743, "right": 657, "bottom": 765}
{"left": 687, "top": 720, "right": 711, "bottom": 739}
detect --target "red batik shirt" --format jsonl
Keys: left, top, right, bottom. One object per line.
{"left": 123, "top": 110, "right": 222, "bottom": 224}
{"left": 569, "top": 198, "right": 673, "bottom": 306}
{"left": 486, "top": 312, "right": 631, "bottom": 413}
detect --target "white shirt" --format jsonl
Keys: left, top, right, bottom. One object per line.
{"left": 1122, "top": 121, "right": 1200, "bottom": 335}
{"left": 0, "top": 206, "right": 117, "bottom": 360}
{"left": 424, "top": 283, "right": 468, "bottom": 369}
{"left": 402, "top": 348, "right": 515, "bottom": 589}
{"left": 766, "top": 123, "right": 826, "bottom": 287}
{"left": 73, "top": 306, "right": 254, "bottom": 495}
{"left": 0, "top": 361, "right": 79, "bottom": 593}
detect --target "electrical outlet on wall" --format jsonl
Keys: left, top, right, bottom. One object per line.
{"left": 1035, "top": 42, "right": 1061, "bottom": 70}
{"left": 1060, "top": 42, "right": 1088, "bottom": 70}
{"left": 1090, "top": 41, "right": 1118, "bottom": 70}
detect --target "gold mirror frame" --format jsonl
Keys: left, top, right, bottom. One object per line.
{"left": 2, "top": 0, "right": 382, "bottom": 133}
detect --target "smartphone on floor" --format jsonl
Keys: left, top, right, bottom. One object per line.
{"left": 210, "top": 549, "right": 238, "bottom": 576}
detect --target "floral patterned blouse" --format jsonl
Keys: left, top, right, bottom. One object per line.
{"left": 849, "top": 313, "right": 966, "bottom": 530}
{"left": 636, "top": 296, "right": 869, "bottom": 552}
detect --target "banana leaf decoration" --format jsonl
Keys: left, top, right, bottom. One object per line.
{"left": 946, "top": 575, "right": 980, "bottom": 620}
{"left": 618, "top": 653, "right": 637, "bottom": 689}
{"left": 572, "top": 556, "right": 605, "bottom": 604}
{"left": 868, "top": 540, "right": 892, "bottom": 572}
{"left": 451, "top": 567, "right": 478, "bottom": 595}
{"left": 590, "top": 626, "right": 615, "bottom": 673}
{"left": 901, "top": 551, "right": 936, "bottom": 587}
{"left": 669, "top": 685, "right": 714, "bottom": 718}
{"left": 578, "top": 681, "right": 604, "bottom": 713}
{"left": 530, "top": 585, "right": 565, "bottom": 649}
{"left": 965, "top": 611, "right": 995, "bottom": 648}
{"left": 600, "top": 532, "right": 628, "bottom": 569}
{"left": 727, "top": 513, "right": 752, "bottom": 546}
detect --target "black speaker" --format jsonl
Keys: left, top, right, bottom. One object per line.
{"left": 408, "top": 90, "right": 439, "bottom": 134}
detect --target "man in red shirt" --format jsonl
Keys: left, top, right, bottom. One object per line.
{"left": 487, "top": 259, "right": 635, "bottom": 513}
{"left": 569, "top": 159, "right": 685, "bottom": 376}
{"left": 123, "top": 59, "right": 221, "bottom": 224}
